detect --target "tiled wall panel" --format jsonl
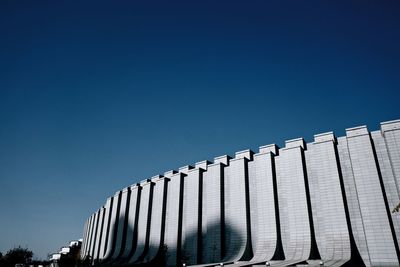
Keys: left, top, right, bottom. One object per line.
{"left": 201, "top": 162, "right": 225, "bottom": 264}
{"left": 98, "top": 197, "right": 112, "bottom": 260}
{"left": 275, "top": 140, "right": 311, "bottom": 263}
{"left": 110, "top": 187, "right": 130, "bottom": 261}
{"left": 181, "top": 168, "right": 202, "bottom": 265}
{"left": 371, "top": 131, "right": 400, "bottom": 250}
{"left": 305, "top": 133, "right": 351, "bottom": 266}
{"left": 381, "top": 120, "right": 400, "bottom": 195}
{"left": 337, "top": 136, "right": 371, "bottom": 267}
{"left": 85, "top": 214, "right": 94, "bottom": 259}
{"left": 120, "top": 185, "right": 140, "bottom": 261}
{"left": 346, "top": 127, "right": 398, "bottom": 266}
{"left": 89, "top": 211, "right": 100, "bottom": 259}
{"left": 103, "top": 192, "right": 121, "bottom": 260}
{"left": 81, "top": 218, "right": 89, "bottom": 259}
{"left": 145, "top": 176, "right": 168, "bottom": 263}
{"left": 223, "top": 154, "right": 251, "bottom": 262}
{"left": 93, "top": 207, "right": 105, "bottom": 261}
{"left": 247, "top": 146, "right": 277, "bottom": 263}
{"left": 128, "top": 181, "right": 153, "bottom": 264}
{"left": 163, "top": 172, "right": 184, "bottom": 267}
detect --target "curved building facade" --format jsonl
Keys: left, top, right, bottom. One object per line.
{"left": 81, "top": 119, "right": 400, "bottom": 267}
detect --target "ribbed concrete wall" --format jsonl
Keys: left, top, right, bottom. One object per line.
{"left": 102, "top": 191, "right": 121, "bottom": 261}
{"left": 128, "top": 180, "right": 153, "bottom": 264}
{"left": 81, "top": 119, "right": 400, "bottom": 267}
{"left": 181, "top": 166, "right": 202, "bottom": 265}
{"left": 247, "top": 145, "right": 278, "bottom": 264}
{"left": 164, "top": 171, "right": 185, "bottom": 266}
{"left": 305, "top": 133, "right": 351, "bottom": 266}
{"left": 145, "top": 176, "right": 168, "bottom": 263}
{"left": 202, "top": 157, "right": 227, "bottom": 264}
{"left": 111, "top": 187, "right": 130, "bottom": 262}
{"left": 93, "top": 207, "right": 104, "bottom": 262}
{"left": 275, "top": 139, "right": 312, "bottom": 265}
{"left": 119, "top": 184, "right": 140, "bottom": 262}
{"left": 90, "top": 210, "right": 99, "bottom": 260}
{"left": 98, "top": 197, "right": 112, "bottom": 260}
{"left": 81, "top": 216, "right": 90, "bottom": 259}
{"left": 372, "top": 131, "right": 400, "bottom": 255}
{"left": 84, "top": 214, "right": 94, "bottom": 259}
{"left": 223, "top": 151, "right": 252, "bottom": 263}
{"left": 80, "top": 217, "right": 89, "bottom": 259}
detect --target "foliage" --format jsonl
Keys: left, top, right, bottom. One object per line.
{"left": 0, "top": 246, "right": 33, "bottom": 267}
{"left": 78, "top": 256, "right": 92, "bottom": 267}
{"left": 180, "top": 248, "right": 191, "bottom": 266}
{"left": 57, "top": 244, "right": 88, "bottom": 267}
{"left": 392, "top": 202, "right": 400, "bottom": 213}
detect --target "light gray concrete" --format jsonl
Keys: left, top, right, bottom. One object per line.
{"left": 345, "top": 126, "right": 398, "bottom": 266}
{"left": 128, "top": 180, "right": 154, "bottom": 264}
{"left": 81, "top": 119, "right": 400, "bottom": 267}
{"left": 98, "top": 197, "right": 112, "bottom": 260}
{"left": 275, "top": 139, "right": 311, "bottom": 264}
{"left": 246, "top": 145, "right": 278, "bottom": 264}
{"left": 93, "top": 207, "right": 105, "bottom": 261}
{"left": 144, "top": 176, "right": 169, "bottom": 263}
{"left": 119, "top": 184, "right": 140, "bottom": 261}
{"left": 306, "top": 132, "right": 350, "bottom": 266}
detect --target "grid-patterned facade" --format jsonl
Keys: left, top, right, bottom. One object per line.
{"left": 247, "top": 145, "right": 278, "bottom": 264}
{"left": 128, "top": 180, "right": 153, "bottom": 264}
{"left": 81, "top": 119, "right": 400, "bottom": 267}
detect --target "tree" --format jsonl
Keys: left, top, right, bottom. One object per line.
{"left": 392, "top": 202, "right": 400, "bottom": 213}
{"left": 180, "top": 248, "right": 191, "bottom": 266}
{"left": 0, "top": 252, "right": 4, "bottom": 267}
{"left": 1, "top": 246, "right": 33, "bottom": 267}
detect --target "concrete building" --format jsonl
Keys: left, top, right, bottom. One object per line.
{"left": 49, "top": 239, "right": 82, "bottom": 267}
{"left": 81, "top": 119, "right": 400, "bottom": 267}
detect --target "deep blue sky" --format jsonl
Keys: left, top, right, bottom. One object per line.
{"left": 0, "top": 0, "right": 399, "bottom": 260}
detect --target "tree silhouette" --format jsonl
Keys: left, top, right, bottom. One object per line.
{"left": 179, "top": 248, "right": 191, "bottom": 266}
{"left": 0, "top": 246, "right": 33, "bottom": 267}
{"left": 392, "top": 202, "right": 400, "bottom": 213}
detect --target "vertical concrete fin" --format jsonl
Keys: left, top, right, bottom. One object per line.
{"left": 259, "top": 144, "right": 279, "bottom": 155}
{"left": 214, "top": 155, "right": 232, "bottom": 165}
{"left": 306, "top": 134, "right": 351, "bottom": 265}
{"left": 128, "top": 180, "right": 155, "bottom": 263}
{"left": 179, "top": 165, "right": 194, "bottom": 174}
{"left": 285, "top": 137, "right": 306, "bottom": 149}
{"left": 275, "top": 140, "right": 312, "bottom": 262}
{"left": 146, "top": 176, "right": 169, "bottom": 263}
{"left": 235, "top": 149, "right": 254, "bottom": 160}
{"left": 345, "top": 125, "right": 399, "bottom": 266}
{"left": 195, "top": 160, "right": 211, "bottom": 170}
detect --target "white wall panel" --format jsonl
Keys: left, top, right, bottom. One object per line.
{"left": 248, "top": 145, "right": 278, "bottom": 263}
{"left": 128, "top": 180, "right": 154, "bottom": 264}
{"left": 120, "top": 185, "right": 140, "bottom": 261}
{"left": 306, "top": 133, "right": 351, "bottom": 266}
{"left": 275, "top": 139, "right": 311, "bottom": 264}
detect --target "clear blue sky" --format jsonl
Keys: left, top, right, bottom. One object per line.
{"left": 0, "top": 0, "right": 399, "bottom": 260}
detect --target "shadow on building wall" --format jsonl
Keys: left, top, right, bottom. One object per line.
{"left": 94, "top": 220, "right": 243, "bottom": 267}
{"left": 91, "top": 204, "right": 367, "bottom": 267}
